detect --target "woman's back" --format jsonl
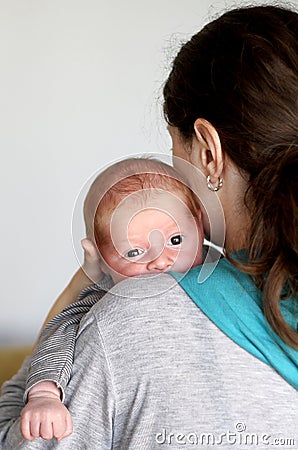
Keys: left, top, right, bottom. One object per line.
{"left": 66, "top": 273, "right": 297, "bottom": 449}
{"left": 43, "top": 264, "right": 296, "bottom": 450}
{"left": 2, "top": 269, "right": 297, "bottom": 449}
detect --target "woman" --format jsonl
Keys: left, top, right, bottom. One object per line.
{"left": 1, "top": 5, "right": 297, "bottom": 449}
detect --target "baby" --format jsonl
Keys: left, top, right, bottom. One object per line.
{"left": 20, "top": 157, "right": 204, "bottom": 441}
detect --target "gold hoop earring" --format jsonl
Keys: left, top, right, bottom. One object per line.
{"left": 206, "top": 175, "right": 223, "bottom": 192}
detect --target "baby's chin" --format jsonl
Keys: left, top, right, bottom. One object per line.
{"left": 110, "top": 268, "right": 173, "bottom": 284}
{"left": 110, "top": 256, "right": 203, "bottom": 283}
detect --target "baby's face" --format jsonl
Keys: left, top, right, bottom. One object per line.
{"left": 99, "top": 190, "right": 203, "bottom": 283}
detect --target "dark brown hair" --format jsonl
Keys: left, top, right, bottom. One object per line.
{"left": 163, "top": 6, "right": 298, "bottom": 347}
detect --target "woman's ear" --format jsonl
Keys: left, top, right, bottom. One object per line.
{"left": 193, "top": 118, "right": 223, "bottom": 182}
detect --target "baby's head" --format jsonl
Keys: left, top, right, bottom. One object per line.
{"left": 84, "top": 157, "right": 204, "bottom": 283}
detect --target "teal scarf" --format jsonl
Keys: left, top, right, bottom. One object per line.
{"left": 171, "top": 252, "right": 298, "bottom": 390}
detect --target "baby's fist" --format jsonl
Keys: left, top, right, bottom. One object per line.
{"left": 20, "top": 397, "right": 73, "bottom": 441}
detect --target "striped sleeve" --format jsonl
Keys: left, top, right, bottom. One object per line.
{"left": 24, "top": 279, "right": 113, "bottom": 403}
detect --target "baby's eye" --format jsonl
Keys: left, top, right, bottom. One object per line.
{"left": 125, "top": 248, "right": 144, "bottom": 258}
{"left": 168, "top": 235, "right": 184, "bottom": 246}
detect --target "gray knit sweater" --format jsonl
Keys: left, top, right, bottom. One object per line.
{"left": 0, "top": 274, "right": 297, "bottom": 449}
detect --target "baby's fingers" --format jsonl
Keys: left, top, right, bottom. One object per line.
{"left": 20, "top": 415, "right": 35, "bottom": 441}
{"left": 56, "top": 411, "right": 73, "bottom": 441}
{"left": 39, "top": 418, "right": 55, "bottom": 440}
{"left": 20, "top": 398, "right": 72, "bottom": 441}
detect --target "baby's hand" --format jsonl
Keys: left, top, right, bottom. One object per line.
{"left": 81, "top": 238, "right": 104, "bottom": 283}
{"left": 20, "top": 382, "right": 73, "bottom": 441}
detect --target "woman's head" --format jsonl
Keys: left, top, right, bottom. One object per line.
{"left": 84, "top": 158, "right": 203, "bottom": 283}
{"left": 164, "top": 5, "right": 298, "bottom": 347}
{"left": 164, "top": 5, "right": 297, "bottom": 164}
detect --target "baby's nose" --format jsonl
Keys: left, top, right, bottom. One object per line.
{"left": 147, "top": 251, "right": 174, "bottom": 272}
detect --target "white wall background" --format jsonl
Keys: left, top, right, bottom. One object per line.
{"left": 0, "top": 0, "right": 293, "bottom": 345}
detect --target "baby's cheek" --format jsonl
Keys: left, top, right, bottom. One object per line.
{"left": 192, "top": 248, "right": 203, "bottom": 267}
{"left": 112, "top": 259, "right": 147, "bottom": 279}
{"left": 123, "top": 262, "right": 149, "bottom": 277}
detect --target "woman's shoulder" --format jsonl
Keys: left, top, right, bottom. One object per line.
{"left": 89, "top": 273, "right": 193, "bottom": 321}
{"left": 78, "top": 273, "right": 209, "bottom": 352}
{"left": 84, "top": 256, "right": 254, "bottom": 329}
{"left": 77, "top": 273, "right": 207, "bottom": 368}
{"left": 177, "top": 251, "right": 255, "bottom": 295}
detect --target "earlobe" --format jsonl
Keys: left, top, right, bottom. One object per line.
{"left": 193, "top": 118, "right": 223, "bottom": 180}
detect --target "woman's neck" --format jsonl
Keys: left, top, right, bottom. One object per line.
{"left": 220, "top": 162, "right": 250, "bottom": 254}
{"left": 224, "top": 208, "right": 250, "bottom": 253}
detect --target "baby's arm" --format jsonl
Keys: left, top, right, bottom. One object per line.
{"left": 21, "top": 278, "right": 114, "bottom": 441}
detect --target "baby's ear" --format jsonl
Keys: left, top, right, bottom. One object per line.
{"left": 81, "top": 238, "right": 105, "bottom": 283}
